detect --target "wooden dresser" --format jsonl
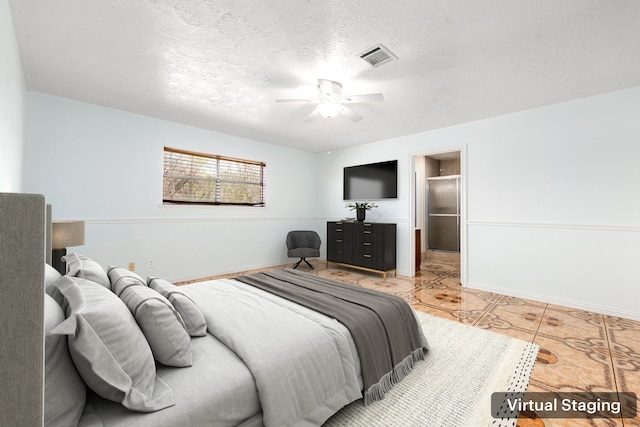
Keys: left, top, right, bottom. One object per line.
{"left": 326, "top": 221, "right": 396, "bottom": 279}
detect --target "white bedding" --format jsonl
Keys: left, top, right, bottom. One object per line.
{"left": 181, "top": 279, "right": 363, "bottom": 427}
{"left": 79, "top": 331, "right": 261, "bottom": 427}
{"left": 78, "top": 278, "right": 363, "bottom": 427}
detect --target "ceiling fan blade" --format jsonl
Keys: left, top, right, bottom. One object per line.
{"left": 275, "top": 98, "right": 316, "bottom": 104}
{"left": 303, "top": 108, "right": 321, "bottom": 122}
{"left": 342, "top": 93, "right": 384, "bottom": 103}
{"left": 341, "top": 106, "right": 363, "bottom": 122}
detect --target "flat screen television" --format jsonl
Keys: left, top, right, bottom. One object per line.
{"left": 343, "top": 160, "right": 398, "bottom": 200}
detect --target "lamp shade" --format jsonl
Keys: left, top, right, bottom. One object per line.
{"left": 52, "top": 221, "right": 85, "bottom": 249}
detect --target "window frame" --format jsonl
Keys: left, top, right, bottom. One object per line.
{"left": 162, "top": 147, "right": 266, "bottom": 207}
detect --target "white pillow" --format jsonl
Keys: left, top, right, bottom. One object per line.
{"left": 44, "top": 294, "right": 86, "bottom": 426}
{"left": 63, "top": 253, "right": 110, "bottom": 289}
{"left": 44, "top": 263, "right": 62, "bottom": 294}
{"left": 148, "top": 277, "right": 208, "bottom": 337}
{"left": 107, "top": 265, "right": 145, "bottom": 289}
{"left": 50, "top": 276, "right": 174, "bottom": 412}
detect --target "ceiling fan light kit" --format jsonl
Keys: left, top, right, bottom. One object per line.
{"left": 318, "top": 101, "right": 344, "bottom": 119}
{"left": 276, "top": 78, "right": 384, "bottom": 122}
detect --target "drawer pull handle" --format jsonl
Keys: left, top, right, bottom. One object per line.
{"left": 364, "top": 223, "right": 372, "bottom": 227}
{"left": 364, "top": 243, "right": 371, "bottom": 246}
{"left": 336, "top": 239, "right": 343, "bottom": 243}
{"left": 336, "top": 229, "right": 342, "bottom": 232}
{"left": 364, "top": 254, "right": 372, "bottom": 258}
{"left": 364, "top": 231, "right": 371, "bottom": 234}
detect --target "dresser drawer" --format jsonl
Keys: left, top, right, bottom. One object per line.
{"left": 327, "top": 222, "right": 350, "bottom": 263}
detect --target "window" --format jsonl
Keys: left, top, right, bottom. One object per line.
{"left": 163, "top": 147, "right": 265, "bottom": 206}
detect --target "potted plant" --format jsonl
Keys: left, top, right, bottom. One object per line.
{"left": 345, "top": 201, "right": 378, "bottom": 222}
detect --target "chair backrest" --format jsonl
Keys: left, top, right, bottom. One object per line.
{"left": 286, "top": 230, "right": 321, "bottom": 250}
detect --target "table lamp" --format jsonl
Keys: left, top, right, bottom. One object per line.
{"left": 52, "top": 220, "right": 85, "bottom": 274}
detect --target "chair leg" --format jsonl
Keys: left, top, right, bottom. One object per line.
{"left": 292, "top": 257, "right": 314, "bottom": 269}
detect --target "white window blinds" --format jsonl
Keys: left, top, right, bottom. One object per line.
{"left": 163, "top": 147, "right": 265, "bottom": 206}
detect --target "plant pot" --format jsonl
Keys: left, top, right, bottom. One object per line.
{"left": 356, "top": 207, "right": 366, "bottom": 222}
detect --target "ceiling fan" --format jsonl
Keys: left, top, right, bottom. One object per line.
{"left": 276, "top": 79, "right": 384, "bottom": 122}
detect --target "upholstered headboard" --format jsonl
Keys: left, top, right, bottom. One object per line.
{"left": 0, "top": 193, "right": 46, "bottom": 427}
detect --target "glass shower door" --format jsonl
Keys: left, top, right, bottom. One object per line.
{"left": 427, "top": 176, "right": 460, "bottom": 252}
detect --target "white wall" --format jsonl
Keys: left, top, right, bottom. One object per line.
{"left": 319, "top": 87, "right": 640, "bottom": 319}
{"left": 465, "top": 88, "right": 640, "bottom": 319}
{"left": 0, "top": 0, "right": 25, "bottom": 192}
{"left": 22, "top": 93, "right": 321, "bottom": 281}
{"left": 20, "top": 83, "right": 640, "bottom": 318}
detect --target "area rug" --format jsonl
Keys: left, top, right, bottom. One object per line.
{"left": 324, "top": 310, "right": 539, "bottom": 427}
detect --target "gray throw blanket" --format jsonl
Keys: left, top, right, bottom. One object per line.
{"left": 235, "top": 269, "right": 429, "bottom": 404}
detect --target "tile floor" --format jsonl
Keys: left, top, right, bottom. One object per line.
{"left": 181, "top": 252, "right": 640, "bottom": 427}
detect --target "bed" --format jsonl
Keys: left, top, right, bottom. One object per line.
{"left": 44, "top": 255, "right": 428, "bottom": 426}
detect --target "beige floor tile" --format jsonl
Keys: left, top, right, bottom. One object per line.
{"left": 614, "top": 366, "right": 640, "bottom": 393}
{"left": 624, "top": 417, "right": 640, "bottom": 427}
{"left": 531, "top": 336, "right": 617, "bottom": 392}
{"left": 537, "top": 307, "right": 606, "bottom": 341}
{"left": 604, "top": 316, "right": 640, "bottom": 359}
{"left": 539, "top": 418, "right": 623, "bottom": 427}
{"left": 495, "top": 295, "right": 548, "bottom": 308}
{"left": 412, "top": 287, "right": 457, "bottom": 309}
{"left": 617, "top": 383, "right": 640, "bottom": 404}
{"left": 437, "top": 288, "right": 495, "bottom": 312}
{"left": 479, "top": 298, "right": 546, "bottom": 334}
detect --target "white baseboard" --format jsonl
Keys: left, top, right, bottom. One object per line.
{"left": 468, "top": 281, "right": 640, "bottom": 321}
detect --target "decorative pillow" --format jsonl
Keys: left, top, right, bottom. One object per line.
{"left": 50, "top": 276, "right": 174, "bottom": 412}
{"left": 148, "top": 277, "right": 208, "bottom": 337}
{"left": 111, "top": 272, "right": 193, "bottom": 367}
{"left": 44, "top": 263, "right": 62, "bottom": 294}
{"left": 63, "top": 253, "right": 110, "bottom": 289}
{"left": 44, "top": 294, "right": 86, "bottom": 426}
{"left": 107, "top": 265, "right": 146, "bottom": 290}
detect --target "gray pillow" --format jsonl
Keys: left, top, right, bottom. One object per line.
{"left": 112, "top": 273, "right": 193, "bottom": 367}
{"left": 63, "top": 253, "right": 110, "bottom": 289}
{"left": 50, "top": 276, "right": 174, "bottom": 412}
{"left": 148, "top": 277, "right": 208, "bottom": 337}
{"left": 44, "top": 294, "right": 86, "bottom": 426}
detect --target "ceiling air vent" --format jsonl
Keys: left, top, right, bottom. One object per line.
{"left": 358, "top": 44, "right": 397, "bottom": 67}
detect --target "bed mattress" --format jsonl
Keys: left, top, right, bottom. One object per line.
{"left": 79, "top": 329, "right": 261, "bottom": 427}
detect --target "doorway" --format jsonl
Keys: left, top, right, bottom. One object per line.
{"left": 412, "top": 150, "right": 464, "bottom": 282}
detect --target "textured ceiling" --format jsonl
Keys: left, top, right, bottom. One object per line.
{"left": 9, "top": 0, "right": 640, "bottom": 152}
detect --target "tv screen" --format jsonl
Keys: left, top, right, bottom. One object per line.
{"left": 343, "top": 160, "right": 398, "bottom": 200}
